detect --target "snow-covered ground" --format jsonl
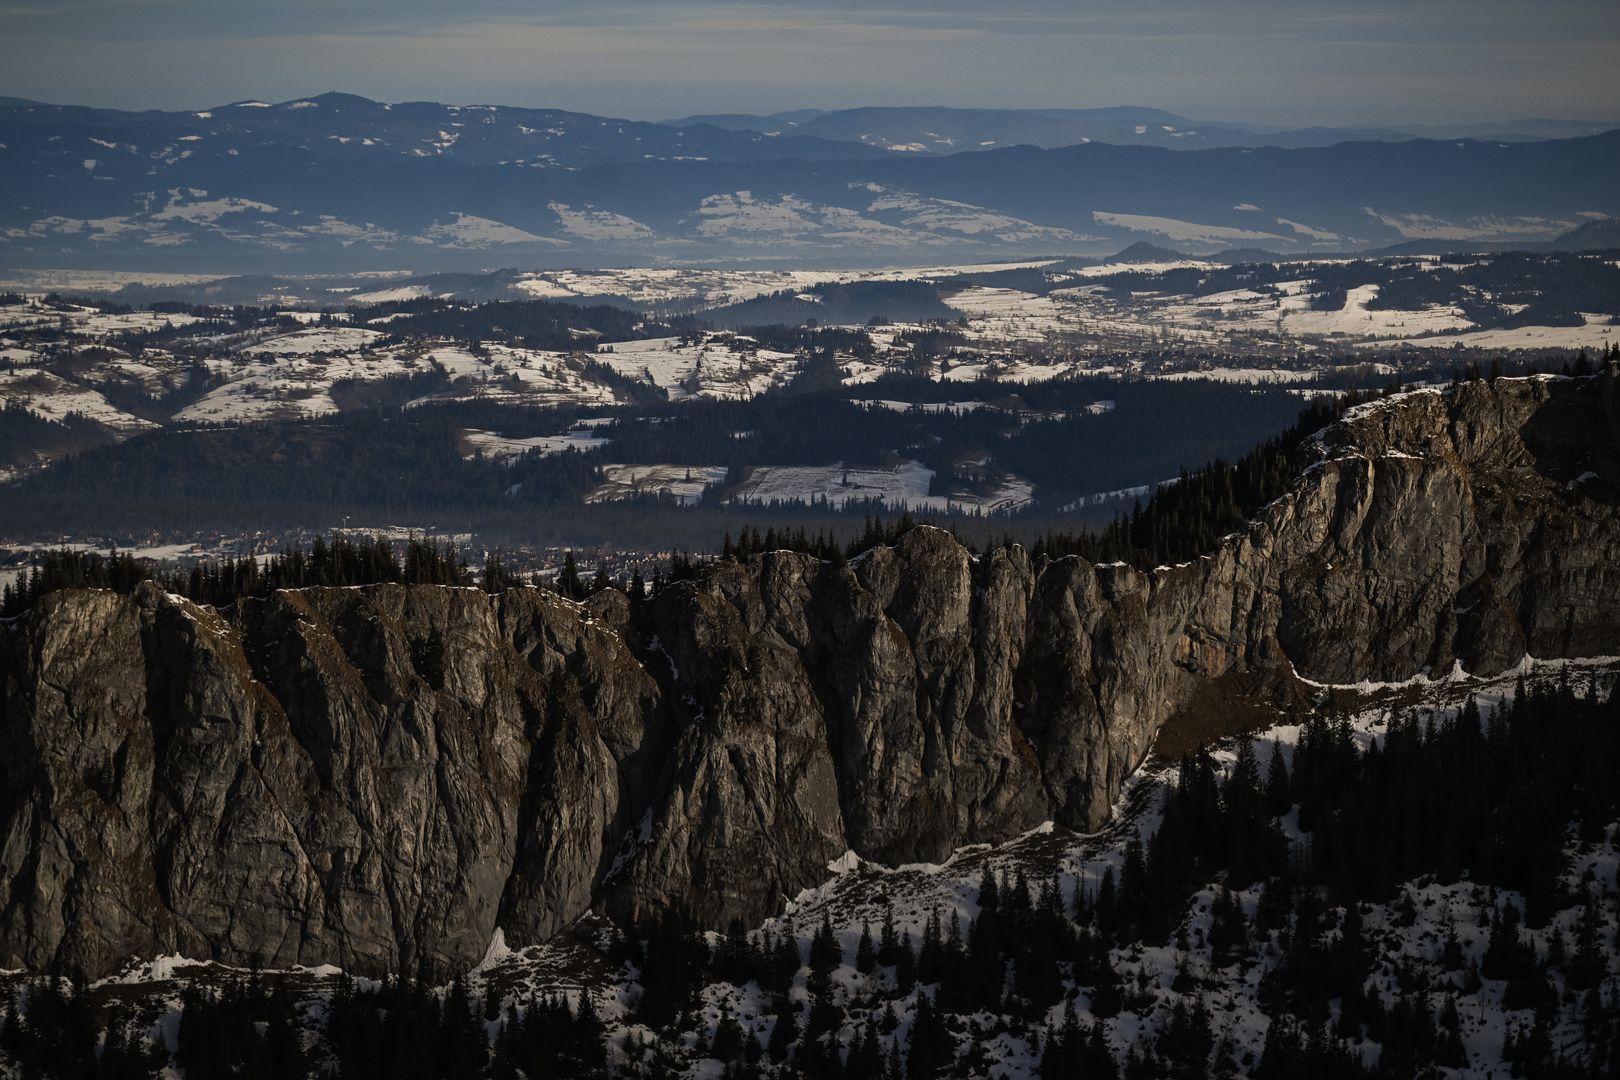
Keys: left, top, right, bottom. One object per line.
{"left": 1159, "top": 366, "right": 1332, "bottom": 386}
{"left": 858, "top": 399, "right": 992, "bottom": 415}
{"left": 1058, "top": 483, "right": 1154, "bottom": 512}
{"left": 277, "top": 309, "right": 352, "bottom": 325}
{"left": 0, "top": 367, "right": 157, "bottom": 432}
{"left": 243, "top": 326, "right": 386, "bottom": 356}
{"left": 346, "top": 284, "right": 434, "bottom": 304}
{"left": 0, "top": 297, "right": 206, "bottom": 337}
{"left": 592, "top": 336, "right": 799, "bottom": 400}
{"left": 177, "top": 345, "right": 437, "bottom": 423}
{"left": 461, "top": 418, "right": 613, "bottom": 462}
{"left": 729, "top": 460, "right": 1034, "bottom": 514}
{"left": 938, "top": 278, "right": 1480, "bottom": 355}
{"left": 424, "top": 345, "right": 625, "bottom": 408}
{"left": 947, "top": 284, "right": 1227, "bottom": 352}
{"left": 1275, "top": 283, "right": 1472, "bottom": 339}
{"left": 730, "top": 461, "right": 935, "bottom": 509}
{"left": 587, "top": 463, "right": 730, "bottom": 506}
{"left": 510, "top": 267, "right": 838, "bottom": 306}
{"left": 1377, "top": 312, "right": 1618, "bottom": 351}
{"left": 490, "top": 261, "right": 1062, "bottom": 309}
{"left": 578, "top": 457, "right": 1036, "bottom": 514}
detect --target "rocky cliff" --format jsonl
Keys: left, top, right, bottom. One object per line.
{"left": 2, "top": 371, "right": 1617, "bottom": 978}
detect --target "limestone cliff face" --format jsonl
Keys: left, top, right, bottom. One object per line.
{"left": 2, "top": 372, "right": 1617, "bottom": 978}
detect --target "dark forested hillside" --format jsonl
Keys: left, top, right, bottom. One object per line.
{"left": 705, "top": 282, "right": 959, "bottom": 329}
{"left": 373, "top": 300, "right": 702, "bottom": 349}
{"left": 0, "top": 372, "right": 1329, "bottom": 539}
{"left": 0, "top": 399, "right": 118, "bottom": 472}
{"left": 0, "top": 408, "right": 603, "bottom": 532}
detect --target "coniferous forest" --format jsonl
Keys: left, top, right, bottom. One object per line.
{"left": 0, "top": 372, "right": 1323, "bottom": 538}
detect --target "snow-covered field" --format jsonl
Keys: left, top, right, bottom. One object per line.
{"left": 587, "top": 463, "right": 730, "bottom": 506}
{"left": 1140, "top": 279, "right": 1475, "bottom": 341}
{"left": 593, "top": 336, "right": 799, "bottom": 400}
{"left": 243, "top": 326, "right": 385, "bottom": 356}
{"left": 510, "top": 267, "right": 839, "bottom": 306}
{"left": 577, "top": 457, "right": 1036, "bottom": 514}
{"left": 730, "top": 460, "right": 1034, "bottom": 514}
{"left": 1058, "top": 483, "right": 1154, "bottom": 512}
{"left": 1274, "top": 283, "right": 1471, "bottom": 338}
{"left": 940, "top": 278, "right": 1483, "bottom": 355}
{"left": 177, "top": 341, "right": 642, "bottom": 424}
{"left": 858, "top": 399, "right": 991, "bottom": 415}
{"left": 730, "top": 461, "right": 936, "bottom": 509}
{"left": 426, "top": 212, "right": 562, "bottom": 248}
{"left": 177, "top": 345, "right": 439, "bottom": 423}
{"left": 1377, "top": 312, "right": 1618, "bottom": 351}
{"left": 425, "top": 345, "right": 625, "bottom": 408}
{"left": 0, "top": 367, "right": 157, "bottom": 432}
{"left": 461, "top": 418, "right": 613, "bottom": 461}
{"left": 1159, "top": 366, "right": 1334, "bottom": 386}
{"left": 480, "top": 261, "right": 1061, "bottom": 309}
{"left": 950, "top": 285, "right": 1195, "bottom": 350}
{"left": 346, "top": 284, "right": 434, "bottom": 304}
{"left": 0, "top": 297, "right": 206, "bottom": 337}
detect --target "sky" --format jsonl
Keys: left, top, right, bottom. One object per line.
{"left": 1, "top": 0, "right": 1617, "bottom": 127}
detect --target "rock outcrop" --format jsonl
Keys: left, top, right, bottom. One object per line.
{"left": 2, "top": 372, "right": 1617, "bottom": 978}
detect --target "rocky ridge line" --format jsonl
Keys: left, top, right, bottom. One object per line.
{"left": 1, "top": 370, "right": 1616, "bottom": 977}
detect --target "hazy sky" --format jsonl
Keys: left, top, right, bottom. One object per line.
{"left": 2, "top": 0, "right": 1617, "bottom": 126}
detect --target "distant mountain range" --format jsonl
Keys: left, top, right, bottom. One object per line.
{"left": 1, "top": 93, "right": 1616, "bottom": 270}
{"left": 663, "top": 105, "right": 1619, "bottom": 153}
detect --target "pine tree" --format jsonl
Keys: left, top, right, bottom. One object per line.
{"left": 906, "top": 992, "right": 953, "bottom": 1080}
{"left": 917, "top": 909, "right": 944, "bottom": 985}
{"left": 557, "top": 550, "right": 584, "bottom": 599}
{"left": 895, "top": 930, "right": 918, "bottom": 994}
{"left": 1264, "top": 738, "right": 1292, "bottom": 817}
{"left": 856, "top": 920, "right": 878, "bottom": 975}
{"left": 878, "top": 906, "right": 900, "bottom": 965}
{"left": 809, "top": 912, "right": 842, "bottom": 982}
{"left": 767, "top": 999, "right": 797, "bottom": 1064}
{"left": 712, "top": 1007, "right": 746, "bottom": 1064}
